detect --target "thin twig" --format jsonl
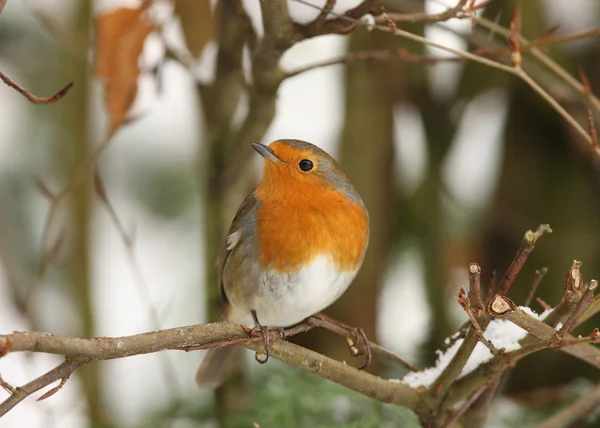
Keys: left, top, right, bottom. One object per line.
{"left": 497, "top": 225, "right": 552, "bottom": 296}
{"left": 472, "top": 15, "right": 600, "bottom": 115}
{"left": 467, "top": 263, "right": 484, "bottom": 315}
{"left": 285, "top": 49, "right": 464, "bottom": 78}
{"left": 517, "top": 69, "right": 591, "bottom": 144}
{"left": 0, "top": 70, "right": 73, "bottom": 104}
{"left": 488, "top": 295, "right": 600, "bottom": 368}
{"left": 308, "top": 315, "right": 421, "bottom": 372}
{"left": 376, "top": 0, "right": 468, "bottom": 24}
{"left": 294, "top": 0, "right": 596, "bottom": 149}
{"left": 486, "top": 270, "right": 496, "bottom": 304}
{"left": 30, "top": 131, "right": 119, "bottom": 312}
{"left": 553, "top": 280, "right": 598, "bottom": 343}
{"left": 524, "top": 267, "right": 548, "bottom": 307}
{"left": 442, "top": 384, "right": 489, "bottom": 428}
{"left": 0, "top": 359, "right": 86, "bottom": 416}
{"left": 457, "top": 287, "right": 502, "bottom": 357}
{"left": 538, "top": 383, "right": 600, "bottom": 428}
{"left": 92, "top": 171, "right": 182, "bottom": 395}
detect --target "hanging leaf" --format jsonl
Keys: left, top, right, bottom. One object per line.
{"left": 95, "top": 5, "right": 154, "bottom": 133}
{"left": 174, "top": 0, "right": 215, "bottom": 59}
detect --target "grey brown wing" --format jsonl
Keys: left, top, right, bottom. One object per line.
{"left": 218, "top": 193, "right": 261, "bottom": 304}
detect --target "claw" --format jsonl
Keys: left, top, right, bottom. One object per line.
{"left": 248, "top": 310, "right": 273, "bottom": 364}
{"left": 314, "top": 313, "right": 373, "bottom": 370}
{"left": 346, "top": 335, "right": 357, "bottom": 348}
{"left": 255, "top": 352, "right": 268, "bottom": 364}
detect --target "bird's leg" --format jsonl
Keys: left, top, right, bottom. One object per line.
{"left": 312, "top": 312, "right": 372, "bottom": 370}
{"left": 242, "top": 310, "right": 269, "bottom": 364}
{"left": 240, "top": 311, "right": 288, "bottom": 364}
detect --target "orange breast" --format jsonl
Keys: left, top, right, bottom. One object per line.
{"left": 255, "top": 175, "right": 369, "bottom": 273}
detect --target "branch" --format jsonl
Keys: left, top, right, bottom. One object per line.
{"left": 0, "top": 359, "right": 85, "bottom": 416}
{"left": 0, "top": 322, "right": 422, "bottom": 416}
{"left": 538, "top": 383, "right": 600, "bottom": 428}
{"left": 297, "top": 1, "right": 598, "bottom": 152}
{"left": 428, "top": 226, "right": 549, "bottom": 402}
{"left": 524, "top": 267, "right": 548, "bottom": 307}
{"left": 377, "top": 0, "right": 470, "bottom": 24}
{"left": 0, "top": 70, "right": 73, "bottom": 104}
{"left": 488, "top": 295, "right": 600, "bottom": 368}
{"left": 496, "top": 225, "right": 552, "bottom": 296}
{"left": 284, "top": 49, "right": 464, "bottom": 79}
{"left": 472, "top": 15, "right": 600, "bottom": 116}
{"left": 92, "top": 172, "right": 181, "bottom": 396}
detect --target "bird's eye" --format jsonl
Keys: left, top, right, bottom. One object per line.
{"left": 298, "top": 159, "right": 314, "bottom": 172}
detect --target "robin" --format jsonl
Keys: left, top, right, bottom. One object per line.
{"left": 195, "top": 139, "right": 369, "bottom": 387}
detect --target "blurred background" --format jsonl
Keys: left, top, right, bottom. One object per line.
{"left": 0, "top": 0, "right": 599, "bottom": 427}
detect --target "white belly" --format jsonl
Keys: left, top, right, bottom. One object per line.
{"left": 229, "top": 254, "right": 358, "bottom": 327}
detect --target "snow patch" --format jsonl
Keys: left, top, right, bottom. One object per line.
{"left": 399, "top": 306, "right": 549, "bottom": 388}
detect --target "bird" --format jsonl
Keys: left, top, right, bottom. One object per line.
{"left": 195, "top": 139, "right": 369, "bottom": 387}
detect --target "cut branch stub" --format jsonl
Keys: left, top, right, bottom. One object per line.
{"left": 564, "top": 260, "right": 583, "bottom": 303}
{"left": 488, "top": 295, "right": 517, "bottom": 317}
{"left": 468, "top": 263, "right": 484, "bottom": 315}
{"left": 496, "top": 224, "right": 551, "bottom": 296}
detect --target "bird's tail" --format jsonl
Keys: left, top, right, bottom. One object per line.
{"left": 195, "top": 347, "right": 238, "bottom": 388}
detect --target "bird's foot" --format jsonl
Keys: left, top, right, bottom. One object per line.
{"left": 312, "top": 313, "right": 372, "bottom": 370}
{"left": 243, "top": 310, "right": 286, "bottom": 364}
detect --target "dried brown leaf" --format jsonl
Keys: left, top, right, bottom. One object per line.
{"left": 174, "top": 0, "right": 214, "bottom": 58}
{"left": 95, "top": 6, "right": 154, "bottom": 133}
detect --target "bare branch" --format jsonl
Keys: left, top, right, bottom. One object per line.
{"left": 285, "top": 49, "right": 465, "bottom": 79}
{"left": 554, "top": 280, "right": 598, "bottom": 343}
{"left": 538, "top": 383, "right": 600, "bottom": 428}
{"left": 0, "top": 70, "right": 72, "bottom": 104}
{"left": 457, "top": 288, "right": 502, "bottom": 357}
{"left": 524, "top": 267, "right": 548, "bottom": 307}
{"left": 488, "top": 296, "right": 600, "bottom": 368}
{"left": 93, "top": 170, "right": 181, "bottom": 395}
{"left": 376, "top": 0, "right": 469, "bottom": 24}
{"left": 0, "top": 359, "right": 85, "bottom": 416}
{"left": 473, "top": 15, "right": 600, "bottom": 116}
{"left": 0, "top": 322, "right": 422, "bottom": 416}
{"left": 442, "top": 384, "right": 489, "bottom": 428}
{"left": 496, "top": 225, "right": 552, "bottom": 296}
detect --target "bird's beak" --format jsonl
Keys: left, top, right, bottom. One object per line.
{"left": 251, "top": 143, "right": 282, "bottom": 164}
